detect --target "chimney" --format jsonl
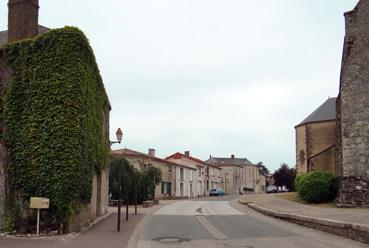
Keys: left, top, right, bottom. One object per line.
{"left": 148, "top": 148, "right": 155, "bottom": 157}
{"left": 184, "top": 151, "right": 190, "bottom": 156}
{"left": 231, "top": 154, "right": 235, "bottom": 159}
{"left": 8, "top": 0, "right": 39, "bottom": 43}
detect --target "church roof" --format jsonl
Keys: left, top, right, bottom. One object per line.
{"left": 0, "top": 25, "right": 49, "bottom": 46}
{"left": 297, "top": 97, "right": 336, "bottom": 127}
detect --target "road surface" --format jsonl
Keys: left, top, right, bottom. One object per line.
{"left": 129, "top": 196, "right": 369, "bottom": 248}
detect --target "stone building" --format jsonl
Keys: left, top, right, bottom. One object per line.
{"left": 296, "top": 1, "right": 369, "bottom": 207}
{"left": 165, "top": 151, "right": 222, "bottom": 197}
{"left": 0, "top": 0, "right": 111, "bottom": 231}
{"left": 295, "top": 97, "right": 337, "bottom": 175}
{"left": 111, "top": 148, "right": 177, "bottom": 199}
{"left": 336, "top": 0, "right": 369, "bottom": 207}
{"left": 206, "top": 155, "right": 266, "bottom": 194}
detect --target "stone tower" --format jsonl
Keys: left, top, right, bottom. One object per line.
{"left": 8, "top": 0, "right": 39, "bottom": 43}
{"left": 337, "top": 0, "right": 369, "bottom": 207}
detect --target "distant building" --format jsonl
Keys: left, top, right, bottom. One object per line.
{"left": 166, "top": 151, "right": 222, "bottom": 197}
{"left": 111, "top": 148, "right": 176, "bottom": 199}
{"left": 206, "top": 155, "right": 266, "bottom": 194}
{"left": 295, "top": 97, "right": 337, "bottom": 175}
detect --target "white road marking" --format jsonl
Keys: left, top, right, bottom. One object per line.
{"left": 153, "top": 201, "right": 244, "bottom": 216}
{"left": 196, "top": 216, "right": 228, "bottom": 240}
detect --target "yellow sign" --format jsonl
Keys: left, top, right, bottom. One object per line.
{"left": 30, "top": 197, "right": 49, "bottom": 209}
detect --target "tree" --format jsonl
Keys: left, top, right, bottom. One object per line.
{"left": 109, "top": 158, "right": 134, "bottom": 201}
{"left": 256, "top": 162, "right": 270, "bottom": 176}
{"left": 273, "top": 163, "right": 296, "bottom": 191}
{"left": 109, "top": 158, "right": 162, "bottom": 203}
{"left": 140, "top": 166, "right": 162, "bottom": 201}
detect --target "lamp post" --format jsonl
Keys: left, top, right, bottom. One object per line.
{"left": 110, "top": 128, "right": 123, "bottom": 146}
{"left": 110, "top": 127, "right": 123, "bottom": 232}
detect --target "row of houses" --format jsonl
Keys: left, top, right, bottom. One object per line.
{"left": 111, "top": 148, "right": 266, "bottom": 199}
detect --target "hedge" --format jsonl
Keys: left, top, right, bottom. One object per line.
{"left": 295, "top": 171, "right": 338, "bottom": 203}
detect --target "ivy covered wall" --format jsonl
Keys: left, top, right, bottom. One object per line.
{"left": 1, "top": 26, "right": 110, "bottom": 232}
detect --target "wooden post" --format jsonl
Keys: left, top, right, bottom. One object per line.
{"left": 135, "top": 192, "right": 137, "bottom": 214}
{"left": 36, "top": 209, "right": 40, "bottom": 235}
{"left": 126, "top": 197, "right": 129, "bottom": 221}
{"left": 117, "top": 199, "right": 121, "bottom": 232}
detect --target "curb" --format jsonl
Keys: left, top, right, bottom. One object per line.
{"left": 239, "top": 200, "right": 369, "bottom": 245}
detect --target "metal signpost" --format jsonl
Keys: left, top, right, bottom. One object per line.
{"left": 30, "top": 197, "right": 49, "bottom": 235}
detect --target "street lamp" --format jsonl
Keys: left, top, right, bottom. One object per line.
{"left": 110, "top": 128, "right": 123, "bottom": 145}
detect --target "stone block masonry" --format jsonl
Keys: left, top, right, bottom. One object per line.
{"left": 337, "top": 0, "right": 369, "bottom": 207}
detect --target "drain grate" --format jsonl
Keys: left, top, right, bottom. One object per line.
{"left": 154, "top": 237, "right": 190, "bottom": 244}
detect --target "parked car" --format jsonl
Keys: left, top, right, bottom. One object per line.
{"left": 209, "top": 189, "right": 224, "bottom": 196}
{"left": 278, "top": 185, "right": 289, "bottom": 192}
{"left": 266, "top": 185, "right": 278, "bottom": 194}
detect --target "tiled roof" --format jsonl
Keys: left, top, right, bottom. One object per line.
{"left": 111, "top": 148, "right": 189, "bottom": 168}
{"left": 206, "top": 156, "right": 255, "bottom": 168}
{"left": 165, "top": 152, "right": 222, "bottom": 169}
{"left": 297, "top": 97, "right": 336, "bottom": 126}
{"left": 0, "top": 25, "right": 50, "bottom": 46}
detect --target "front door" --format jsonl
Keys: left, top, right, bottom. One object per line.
{"left": 180, "top": 183, "right": 184, "bottom": 197}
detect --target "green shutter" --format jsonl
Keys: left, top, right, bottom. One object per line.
{"left": 168, "top": 182, "right": 172, "bottom": 194}
{"left": 161, "top": 182, "right": 165, "bottom": 194}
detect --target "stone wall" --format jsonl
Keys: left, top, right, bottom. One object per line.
{"left": 69, "top": 167, "right": 110, "bottom": 232}
{"left": 337, "top": 177, "right": 369, "bottom": 207}
{"left": 296, "top": 121, "right": 336, "bottom": 175}
{"left": 337, "top": 0, "right": 369, "bottom": 206}
{"left": 295, "top": 125, "right": 307, "bottom": 174}
{"left": 336, "top": 96, "right": 343, "bottom": 177}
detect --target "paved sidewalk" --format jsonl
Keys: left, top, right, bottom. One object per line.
{"left": 239, "top": 193, "right": 369, "bottom": 244}
{"left": 240, "top": 193, "right": 369, "bottom": 225}
{"left": 0, "top": 202, "right": 170, "bottom": 248}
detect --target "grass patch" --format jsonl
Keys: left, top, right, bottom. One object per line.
{"left": 276, "top": 192, "right": 337, "bottom": 208}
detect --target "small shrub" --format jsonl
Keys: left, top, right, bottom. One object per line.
{"left": 295, "top": 171, "right": 338, "bottom": 203}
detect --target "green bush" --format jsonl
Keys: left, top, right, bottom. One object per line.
{"left": 295, "top": 171, "right": 338, "bottom": 203}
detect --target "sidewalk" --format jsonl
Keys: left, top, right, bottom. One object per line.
{"left": 0, "top": 201, "right": 170, "bottom": 248}
{"left": 239, "top": 193, "right": 369, "bottom": 245}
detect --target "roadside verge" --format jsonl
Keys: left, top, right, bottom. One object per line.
{"left": 239, "top": 199, "right": 369, "bottom": 245}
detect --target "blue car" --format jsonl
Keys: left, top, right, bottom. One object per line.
{"left": 209, "top": 189, "right": 224, "bottom": 196}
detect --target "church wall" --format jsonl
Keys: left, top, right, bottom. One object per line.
{"left": 338, "top": 1, "right": 369, "bottom": 207}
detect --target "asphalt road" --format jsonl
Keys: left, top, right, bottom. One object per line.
{"left": 130, "top": 196, "right": 369, "bottom": 248}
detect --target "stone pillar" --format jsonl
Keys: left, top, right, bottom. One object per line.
{"left": 8, "top": 0, "right": 39, "bottom": 43}
{"left": 337, "top": 0, "right": 369, "bottom": 207}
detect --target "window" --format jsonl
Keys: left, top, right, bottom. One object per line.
{"left": 161, "top": 182, "right": 167, "bottom": 194}
{"left": 198, "top": 168, "right": 201, "bottom": 177}
{"left": 180, "top": 168, "right": 184, "bottom": 181}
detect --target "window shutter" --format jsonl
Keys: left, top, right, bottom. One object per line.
{"left": 168, "top": 182, "right": 171, "bottom": 194}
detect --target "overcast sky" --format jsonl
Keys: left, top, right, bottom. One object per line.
{"left": 0, "top": 0, "right": 359, "bottom": 171}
